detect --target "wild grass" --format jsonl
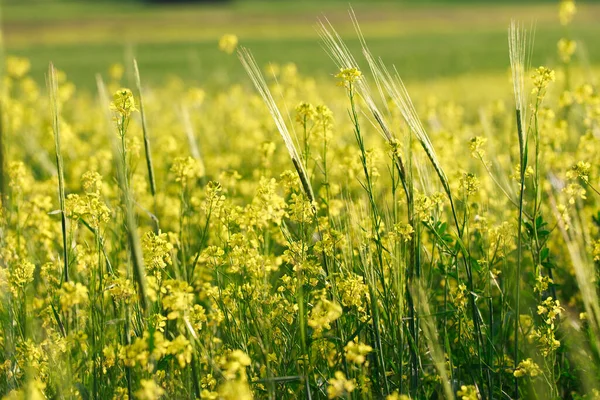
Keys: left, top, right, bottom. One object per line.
{"left": 1, "top": 1, "right": 600, "bottom": 399}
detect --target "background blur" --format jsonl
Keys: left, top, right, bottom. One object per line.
{"left": 3, "top": 0, "right": 599, "bottom": 91}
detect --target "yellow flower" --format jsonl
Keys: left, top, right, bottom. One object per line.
{"left": 344, "top": 338, "right": 373, "bottom": 365}
{"left": 109, "top": 63, "right": 124, "bottom": 81}
{"left": 217, "top": 380, "right": 252, "bottom": 400}
{"left": 469, "top": 136, "right": 487, "bottom": 159}
{"left": 135, "top": 379, "right": 165, "bottom": 400}
{"left": 567, "top": 161, "right": 591, "bottom": 182}
{"left": 295, "top": 102, "right": 317, "bottom": 125}
{"left": 308, "top": 298, "right": 342, "bottom": 335}
{"left": 56, "top": 282, "right": 89, "bottom": 310}
{"left": 337, "top": 273, "right": 370, "bottom": 320}
{"left": 167, "top": 335, "right": 193, "bottom": 368}
{"left": 563, "top": 183, "right": 586, "bottom": 204}
{"left": 65, "top": 172, "right": 111, "bottom": 229}
{"left": 106, "top": 275, "right": 136, "bottom": 304}
{"left": 457, "top": 385, "right": 480, "bottom": 400}
{"left": 386, "top": 392, "right": 410, "bottom": 400}
{"left": 162, "top": 279, "right": 194, "bottom": 320}
{"left": 558, "top": 39, "right": 577, "bottom": 63}
{"left": 142, "top": 230, "right": 173, "bottom": 274}
{"left": 537, "top": 297, "right": 563, "bottom": 324}
{"left": 393, "top": 223, "right": 414, "bottom": 243}
{"left": 514, "top": 358, "right": 541, "bottom": 378}
{"left": 219, "top": 34, "right": 238, "bottom": 54}
{"left": 110, "top": 88, "right": 137, "bottom": 118}
{"left": 9, "top": 261, "right": 35, "bottom": 292}
{"left": 531, "top": 66, "right": 555, "bottom": 99}
{"left": 6, "top": 56, "right": 31, "bottom": 79}
{"left": 534, "top": 274, "right": 553, "bottom": 294}
{"left": 336, "top": 67, "right": 362, "bottom": 89}
{"left": 459, "top": 173, "right": 481, "bottom": 197}
{"left": 559, "top": 0, "right": 576, "bottom": 26}
{"left": 2, "top": 379, "right": 46, "bottom": 400}
{"left": 592, "top": 240, "right": 600, "bottom": 261}
{"left": 453, "top": 283, "right": 468, "bottom": 313}
{"left": 327, "top": 371, "right": 356, "bottom": 399}
{"left": 316, "top": 104, "right": 334, "bottom": 130}
{"left": 171, "top": 156, "right": 201, "bottom": 188}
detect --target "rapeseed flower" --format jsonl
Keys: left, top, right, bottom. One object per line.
{"left": 219, "top": 34, "right": 238, "bottom": 54}
{"left": 110, "top": 88, "right": 137, "bottom": 118}
{"left": 336, "top": 67, "right": 362, "bottom": 89}
{"left": 327, "top": 371, "right": 356, "bottom": 399}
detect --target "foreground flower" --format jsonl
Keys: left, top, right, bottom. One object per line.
{"left": 336, "top": 67, "right": 362, "bottom": 89}
{"left": 135, "top": 379, "right": 165, "bottom": 400}
{"left": 514, "top": 358, "right": 542, "bottom": 378}
{"left": 110, "top": 88, "right": 137, "bottom": 118}
{"left": 457, "top": 385, "right": 480, "bottom": 400}
{"left": 344, "top": 338, "right": 373, "bottom": 365}
{"left": 327, "top": 371, "right": 356, "bottom": 399}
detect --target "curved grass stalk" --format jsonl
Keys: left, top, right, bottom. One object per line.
{"left": 95, "top": 74, "right": 149, "bottom": 312}
{"left": 239, "top": 47, "right": 315, "bottom": 398}
{"left": 181, "top": 105, "right": 206, "bottom": 178}
{"left": 414, "top": 285, "right": 455, "bottom": 400}
{"left": 47, "top": 63, "right": 70, "bottom": 284}
{"left": 238, "top": 47, "right": 315, "bottom": 206}
{"left": 317, "top": 16, "right": 410, "bottom": 203}
{"left": 0, "top": 15, "right": 4, "bottom": 206}
{"left": 0, "top": 98, "right": 4, "bottom": 206}
{"left": 508, "top": 20, "right": 533, "bottom": 397}
{"left": 133, "top": 59, "right": 157, "bottom": 198}
{"left": 364, "top": 59, "right": 460, "bottom": 233}
{"left": 347, "top": 11, "right": 489, "bottom": 388}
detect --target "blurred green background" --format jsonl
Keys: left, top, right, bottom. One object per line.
{"left": 3, "top": 0, "right": 598, "bottom": 90}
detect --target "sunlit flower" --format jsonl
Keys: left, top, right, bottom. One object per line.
{"left": 110, "top": 88, "right": 137, "bottom": 118}
{"left": 219, "top": 34, "right": 238, "bottom": 54}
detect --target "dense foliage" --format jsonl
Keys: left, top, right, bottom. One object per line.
{"left": 1, "top": 0, "right": 599, "bottom": 399}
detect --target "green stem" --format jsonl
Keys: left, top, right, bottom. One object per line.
{"left": 515, "top": 108, "right": 526, "bottom": 398}
{"left": 48, "top": 63, "right": 70, "bottom": 283}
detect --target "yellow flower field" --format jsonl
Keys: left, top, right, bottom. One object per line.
{"left": 1, "top": 0, "right": 599, "bottom": 399}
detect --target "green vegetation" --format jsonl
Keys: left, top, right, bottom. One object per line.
{"left": 3, "top": 1, "right": 599, "bottom": 88}
{"left": 1, "top": 1, "right": 600, "bottom": 399}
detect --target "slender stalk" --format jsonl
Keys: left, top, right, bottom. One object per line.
{"left": 0, "top": 99, "right": 5, "bottom": 205}
{"left": 345, "top": 80, "right": 390, "bottom": 397}
{"left": 0, "top": 15, "right": 4, "bottom": 207}
{"left": 48, "top": 63, "right": 69, "bottom": 283}
{"left": 514, "top": 108, "right": 526, "bottom": 397}
{"left": 238, "top": 48, "right": 315, "bottom": 205}
{"left": 508, "top": 21, "right": 530, "bottom": 397}
{"left": 133, "top": 59, "right": 157, "bottom": 198}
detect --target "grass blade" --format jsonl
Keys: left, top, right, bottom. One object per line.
{"left": 133, "top": 59, "right": 157, "bottom": 197}
{"left": 47, "top": 63, "right": 70, "bottom": 283}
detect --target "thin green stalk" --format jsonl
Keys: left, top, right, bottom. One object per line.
{"left": 515, "top": 108, "right": 526, "bottom": 397}
{"left": 238, "top": 48, "right": 316, "bottom": 206}
{"left": 0, "top": 15, "right": 4, "bottom": 206}
{"left": 406, "top": 140, "right": 419, "bottom": 395}
{"left": 133, "top": 60, "right": 157, "bottom": 198}
{"left": 100, "top": 79, "right": 150, "bottom": 312}
{"left": 302, "top": 115, "right": 310, "bottom": 171}
{"left": 0, "top": 99, "right": 5, "bottom": 205}
{"left": 48, "top": 63, "right": 69, "bottom": 283}
{"left": 321, "top": 121, "right": 331, "bottom": 219}
{"left": 345, "top": 81, "right": 390, "bottom": 396}
{"left": 297, "top": 220, "right": 312, "bottom": 400}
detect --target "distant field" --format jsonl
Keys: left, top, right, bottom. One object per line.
{"left": 3, "top": 1, "right": 599, "bottom": 90}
